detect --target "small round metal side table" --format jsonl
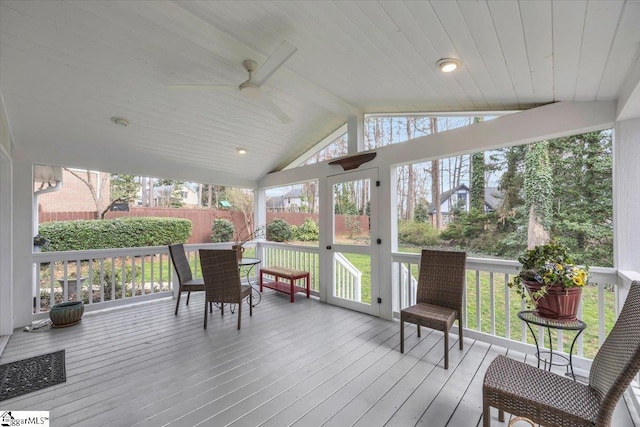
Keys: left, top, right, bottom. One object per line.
{"left": 239, "top": 257, "right": 261, "bottom": 306}
{"left": 518, "top": 310, "right": 587, "bottom": 380}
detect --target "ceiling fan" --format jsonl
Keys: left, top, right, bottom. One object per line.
{"left": 167, "top": 40, "right": 297, "bottom": 124}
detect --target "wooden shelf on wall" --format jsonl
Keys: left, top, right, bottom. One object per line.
{"left": 328, "top": 152, "right": 377, "bottom": 171}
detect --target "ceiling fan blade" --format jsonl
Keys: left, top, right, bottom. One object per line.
{"left": 252, "top": 40, "right": 297, "bottom": 87}
{"left": 167, "top": 84, "right": 237, "bottom": 92}
{"left": 257, "top": 95, "right": 292, "bottom": 124}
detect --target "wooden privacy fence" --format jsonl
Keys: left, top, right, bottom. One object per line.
{"left": 39, "top": 208, "right": 369, "bottom": 244}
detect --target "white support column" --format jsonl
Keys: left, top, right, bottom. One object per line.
{"left": 613, "top": 117, "right": 640, "bottom": 275}
{"left": 254, "top": 188, "right": 267, "bottom": 230}
{"left": 12, "top": 157, "right": 34, "bottom": 328}
{"left": 378, "top": 164, "right": 394, "bottom": 320}
{"left": 347, "top": 115, "right": 364, "bottom": 154}
{"left": 318, "top": 176, "right": 329, "bottom": 302}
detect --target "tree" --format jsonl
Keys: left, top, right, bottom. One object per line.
{"left": 303, "top": 181, "right": 318, "bottom": 213}
{"left": 64, "top": 168, "right": 110, "bottom": 219}
{"left": 103, "top": 174, "right": 139, "bottom": 218}
{"left": 470, "top": 152, "right": 485, "bottom": 211}
{"left": 226, "top": 188, "right": 255, "bottom": 233}
{"left": 548, "top": 131, "right": 613, "bottom": 265}
{"left": 429, "top": 118, "right": 442, "bottom": 230}
{"left": 200, "top": 185, "right": 226, "bottom": 208}
{"left": 525, "top": 141, "right": 553, "bottom": 248}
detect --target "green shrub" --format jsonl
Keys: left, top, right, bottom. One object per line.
{"left": 267, "top": 218, "right": 292, "bottom": 242}
{"left": 211, "top": 218, "right": 235, "bottom": 242}
{"left": 297, "top": 218, "right": 319, "bottom": 241}
{"left": 39, "top": 217, "right": 191, "bottom": 251}
{"left": 398, "top": 220, "right": 439, "bottom": 246}
{"left": 345, "top": 215, "right": 362, "bottom": 238}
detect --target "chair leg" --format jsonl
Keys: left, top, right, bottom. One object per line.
{"left": 400, "top": 319, "right": 404, "bottom": 353}
{"left": 237, "top": 300, "right": 242, "bottom": 330}
{"left": 498, "top": 409, "right": 504, "bottom": 422}
{"left": 417, "top": 324, "right": 421, "bottom": 337}
{"left": 174, "top": 290, "right": 182, "bottom": 316}
{"left": 459, "top": 320, "right": 464, "bottom": 350}
{"left": 209, "top": 302, "right": 212, "bottom": 313}
{"left": 204, "top": 300, "right": 208, "bottom": 329}
{"left": 444, "top": 330, "right": 449, "bottom": 369}
{"left": 249, "top": 293, "right": 253, "bottom": 316}
{"left": 221, "top": 304, "right": 224, "bottom": 316}
{"left": 186, "top": 291, "right": 191, "bottom": 305}
{"left": 483, "top": 402, "right": 490, "bottom": 427}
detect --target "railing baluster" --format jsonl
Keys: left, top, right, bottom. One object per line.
{"left": 598, "top": 283, "right": 605, "bottom": 345}
{"left": 504, "top": 273, "right": 511, "bottom": 340}
{"left": 490, "top": 271, "right": 495, "bottom": 335}
{"left": 475, "top": 270, "right": 481, "bottom": 331}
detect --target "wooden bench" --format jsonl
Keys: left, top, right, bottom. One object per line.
{"left": 259, "top": 266, "right": 310, "bottom": 303}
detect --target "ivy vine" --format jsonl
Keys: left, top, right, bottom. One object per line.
{"left": 524, "top": 140, "right": 553, "bottom": 229}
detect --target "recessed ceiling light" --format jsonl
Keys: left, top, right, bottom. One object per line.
{"left": 436, "top": 58, "right": 462, "bottom": 73}
{"left": 237, "top": 148, "right": 247, "bottom": 155}
{"left": 110, "top": 117, "right": 130, "bottom": 127}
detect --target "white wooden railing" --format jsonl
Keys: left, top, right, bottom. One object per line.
{"left": 334, "top": 252, "right": 362, "bottom": 301}
{"left": 31, "top": 243, "right": 231, "bottom": 318}
{"left": 32, "top": 243, "right": 626, "bottom": 365}
{"left": 393, "top": 252, "right": 619, "bottom": 366}
{"left": 256, "top": 242, "right": 320, "bottom": 293}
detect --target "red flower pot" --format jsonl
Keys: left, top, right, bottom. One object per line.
{"left": 523, "top": 280, "right": 582, "bottom": 320}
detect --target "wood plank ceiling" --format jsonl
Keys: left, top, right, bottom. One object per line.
{"left": 1, "top": 0, "right": 639, "bottom": 186}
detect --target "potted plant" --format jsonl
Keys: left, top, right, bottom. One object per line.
{"left": 509, "top": 238, "right": 588, "bottom": 320}
{"left": 231, "top": 224, "right": 265, "bottom": 261}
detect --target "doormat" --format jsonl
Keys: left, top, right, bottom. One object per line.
{"left": 0, "top": 350, "right": 66, "bottom": 401}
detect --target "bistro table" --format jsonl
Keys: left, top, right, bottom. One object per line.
{"left": 239, "top": 257, "right": 261, "bottom": 306}
{"left": 518, "top": 310, "right": 587, "bottom": 380}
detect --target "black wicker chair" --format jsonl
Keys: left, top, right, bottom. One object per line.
{"left": 168, "top": 243, "right": 205, "bottom": 316}
{"left": 400, "top": 249, "right": 467, "bottom": 369}
{"left": 199, "top": 249, "right": 253, "bottom": 330}
{"left": 483, "top": 280, "right": 640, "bottom": 426}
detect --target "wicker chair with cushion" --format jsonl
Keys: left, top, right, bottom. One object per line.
{"left": 199, "top": 249, "right": 253, "bottom": 330}
{"left": 483, "top": 280, "right": 640, "bottom": 427}
{"left": 169, "top": 243, "right": 205, "bottom": 316}
{"left": 400, "top": 249, "right": 467, "bottom": 369}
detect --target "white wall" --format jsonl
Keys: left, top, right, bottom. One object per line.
{"left": 0, "top": 149, "right": 12, "bottom": 335}
{"left": 0, "top": 96, "right": 13, "bottom": 335}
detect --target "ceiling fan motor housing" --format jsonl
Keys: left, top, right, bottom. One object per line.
{"left": 239, "top": 81, "right": 260, "bottom": 98}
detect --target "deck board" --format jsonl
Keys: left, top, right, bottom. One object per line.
{"left": 0, "top": 291, "right": 635, "bottom": 427}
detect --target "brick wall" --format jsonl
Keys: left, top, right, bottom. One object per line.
{"left": 36, "top": 169, "right": 110, "bottom": 216}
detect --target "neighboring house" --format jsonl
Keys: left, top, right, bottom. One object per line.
{"left": 428, "top": 184, "right": 503, "bottom": 228}
{"left": 152, "top": 183, "right": 199, "bottom": 208}
{"left": 267, "top": 188, "right": 308, "bottom": 212}
{"left": 37, "top": 168, "right": 110, "bottom": 215}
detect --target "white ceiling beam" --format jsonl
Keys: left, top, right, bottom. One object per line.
{"left": 260, "top": 101, "right": 616, "bottom": 189}
{"left": 616, "top": 56, "right": 640, "bottom": 121}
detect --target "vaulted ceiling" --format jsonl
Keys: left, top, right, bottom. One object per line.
{"left": 1, "top": 1, "right": 639, "bottom": 187}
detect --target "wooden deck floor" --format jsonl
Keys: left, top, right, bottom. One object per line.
{"left": 1, "top": 291, "right": 636, "bottom": 427}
